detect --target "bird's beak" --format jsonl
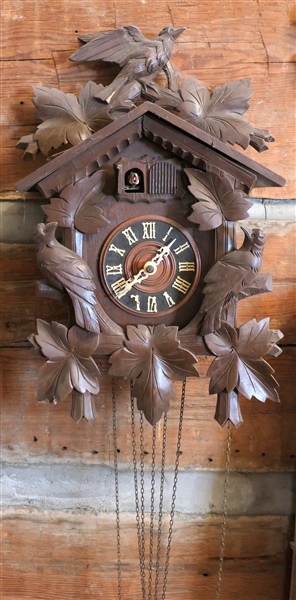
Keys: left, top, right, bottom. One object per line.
{"left": 35, "top": 222, "right": 45, "bottom": 236}
{"left": 46, "top": 222, "right": 58, "bottom": 234}
{"left": 240, "top": 225, "right": 251, "bottom": 240}
{"left": 172, "top": 27, "right": 186, "bottom": 40}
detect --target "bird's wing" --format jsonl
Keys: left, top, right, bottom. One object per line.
{"left": 43, "top": 256, "right": 97, "bottom": 305}
{"left": 200, "top": 253, "right": 254, "bottom": 311}
{"left": 70, "top": 26, "right": 155, "bottom": 65}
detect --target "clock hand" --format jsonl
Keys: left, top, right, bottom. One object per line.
{"left": 150, "top": 238, "right": 176, "bottom": 266}
{"left": 115, "top": 268, "right": 149, "bottom": 299}
{"left": 114, "top": 238, "right": 176, "bottom": 299}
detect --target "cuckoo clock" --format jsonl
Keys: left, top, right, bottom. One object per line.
{"left": 15, "top": 25, "right": 285, "bottom": 599}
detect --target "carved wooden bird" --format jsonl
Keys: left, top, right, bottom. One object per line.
{"left": 197, "top": 227, "right": 267, "bottom": 335}
{"left": 70, "top": 25, "right": 185, "bottom": 102}
{"left": 35, "top": 222, "right": 100, "bottom": 333}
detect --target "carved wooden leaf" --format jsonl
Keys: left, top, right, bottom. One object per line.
{"left": 205, "top": 319, "right": 280, "bottom": 403}
{"left": 34, "top": 320, "right": 100, "bottom": 403}
{"left": 185, "top": 169, "right": 252, "bottom": 230}
{"left": 32, "top": 82, "right": 125, "bottom": 156}
{"left": 42, "top": 170, "right": 109, "bottom": 233}
{"left": 109, "top": 324, "right": 198, "bottom": 426}
{"left": 178, "top": 77, "right": 274, "bottom": 151}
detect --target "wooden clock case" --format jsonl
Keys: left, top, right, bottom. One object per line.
{"left": 16, "top": 91, "right": 285, "bottom": 428}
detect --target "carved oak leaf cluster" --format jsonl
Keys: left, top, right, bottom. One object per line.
{"left": 205, "top": 318, "right": 280, "bottom": 403}
{"left": 109, "top": 324, "right": 199, "bottom": 426}
{"left": 177, "top": 78, "right": 274, "bottom": 152}
{"left": 185, "top": 168, "right": 252, "bottom": 230}
{"left": 16, "top": 81, "right": 134, "bottom": 159}
{"left": 32, "top": 320, "right": 100, "bottom": 421}
{"left": 42, "top": 169, "right": 109, "bottom": 233}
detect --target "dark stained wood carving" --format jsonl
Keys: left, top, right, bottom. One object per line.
{"left": 35, "top": 222, "right": 101, "bottom": 333}
{"left": 205, "top": 319, "right": 281, "bottom": 402}
{"left": 31, "top": 320, "right": 100, "bottom": 412}
{"left": 115, "top": 156, "right": 183, "bottom": 202}
{"left": 195, "top": 227, "right": 270, "bottom": 335}
{"left": 109, "top": 324, "right": 199, "bottom": 426}
{"left": 16, "top": 82, "right": 134, "bottom": 159}
{"left": 144, "top": 77, "right": 275, "bottom": 152}
{"left": 185, "top": 169, "right": 253, "bottom": 230}
{"left": 16, "top": 31, "right": 277, "bottom": 161}
{"left": 69, "top": 26, "right": 185, "bottom": 102}
{"left": 42, "top": 170, "right": 110, "bottom": 233}
{"left": 15, "top": 25, "right": 285, "bottom": 428}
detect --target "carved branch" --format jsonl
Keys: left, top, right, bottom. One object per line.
{"left": 71, "top": 390, "right": 97, "bottom": 424}
{"left": 215, "top": 391, "right": 244, "bottom": 429}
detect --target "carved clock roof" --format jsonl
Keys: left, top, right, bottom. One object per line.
{"left": 15, "top": 101, "right": 285, "bottom": 199}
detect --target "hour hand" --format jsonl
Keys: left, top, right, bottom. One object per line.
{"left": 115, "top": 268, "right": 149, "bottom": 299}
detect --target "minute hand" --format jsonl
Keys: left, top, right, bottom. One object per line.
{"left": 150, "top": 238, "right": 176, "bottom": 266}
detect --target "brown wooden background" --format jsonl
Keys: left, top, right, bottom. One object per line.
{"left": 1, "top": 1, "right": 295, "bottom": 598}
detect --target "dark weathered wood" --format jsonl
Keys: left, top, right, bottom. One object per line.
{"left": 1, "top": 508, "right": 292, "bottom": 599}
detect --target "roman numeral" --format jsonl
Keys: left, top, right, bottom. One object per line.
{"left": 147, "top": 296, "right": 158, "bottom": 313}
{"left": 163, "top": 291, "right": 175, "bottom": 307}
{"left": 108, "top": 244, "right": 126, "bottom": 257}
{"left": 142, "top": 221, "right": 156, "bottom": 239}
{"left": 130, "top": 294, "right": 141, "bottom": 311}
{"left": 172, "top": 276, "right": 191, "bottom": 295}
{"left": 105, "top": 264, "right": 123, "bottom": 275}
{"left": 178, "top": 262, "right": 195, "bottom": 272}
{"left": 174, "top": 242, "right": 190, "bottom": 255}
{"left": 162, "top": 226, "right": 173, "bottom": 242}
{"left": 121, "top": 227, "right": 138, "bottom": 245}
{"left": 111, "top": 278, "right": 126, "bottom": 295}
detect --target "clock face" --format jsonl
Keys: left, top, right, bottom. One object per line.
{"left": 99, "top": 216, "right": 201, "bottom": 317}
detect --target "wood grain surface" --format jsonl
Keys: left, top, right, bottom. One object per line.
{"left": 1, "top": 508, "right": 293, "bottom": 600}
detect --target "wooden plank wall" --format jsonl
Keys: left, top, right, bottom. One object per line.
{"left": 1, "top": 1, "right": 295, "bottom": 599}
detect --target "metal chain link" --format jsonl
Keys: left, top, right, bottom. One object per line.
{"left": 130, "top": 383, "right": 146, "bottom": 598}
{"left": 148, "top": 426, "right": 157, "bottom": 599}
{"left": 161, "top": 378, "right": 186, "bottom": 600}
{"left": 111, "top": 377, "right": 122, "bottom": 600}
{"left": 216, "top": 419, "right": 232, "bottom": 600}
{"left": 154, "top": 413, "right": 167, "bottom": 599}
{"left": 140, "top": 410, "right": 147, "bottom": 598}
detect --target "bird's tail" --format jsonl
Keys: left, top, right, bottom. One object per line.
{"left": 71, "top": 296, "right": 100, "bottom": 333}
{"left": 95, "top": 76, "right": 129, "bottom": 103}
{"left": 195, "top": 303, "right": 224, "bottom": 337}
